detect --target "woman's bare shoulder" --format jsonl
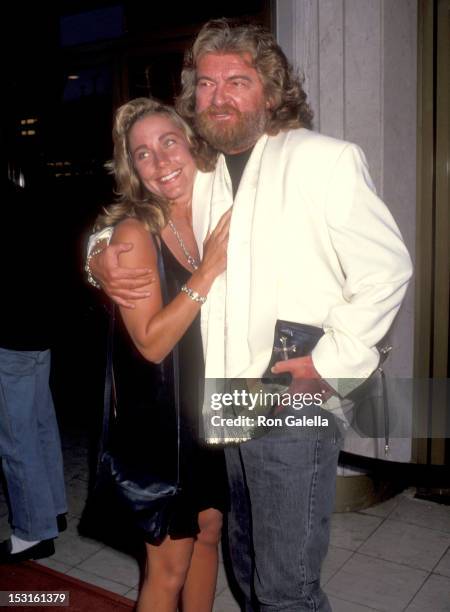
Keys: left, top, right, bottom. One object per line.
{"left": 112, "top": 218, "right": 157, "bottom": 264}
{"left": 111, "top": 217, "right": 149, "bottom": 242}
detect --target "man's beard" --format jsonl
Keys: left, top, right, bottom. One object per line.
{"left": 195, "top": 104, "right": 267, "bottom": 153}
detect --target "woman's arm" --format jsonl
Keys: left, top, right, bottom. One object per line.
{"left": 113, "top": 213, "right": 229, "bottom": 363}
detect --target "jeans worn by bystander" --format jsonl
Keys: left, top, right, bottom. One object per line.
{"left": 0, "top": 348, "right": 67, "bottom": 542}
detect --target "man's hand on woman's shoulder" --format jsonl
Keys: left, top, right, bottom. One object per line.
{"left": 90, "top": 240, "right": 155, "bottom": 309}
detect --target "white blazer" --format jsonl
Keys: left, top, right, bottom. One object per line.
{"left": 192, "top": 129, "right": 413, "bottom": 390}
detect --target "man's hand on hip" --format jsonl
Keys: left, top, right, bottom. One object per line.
{"left": 272, "top": 355, "right": 335, "bottom": 400}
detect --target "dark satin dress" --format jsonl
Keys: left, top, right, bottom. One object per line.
{"left": 111, "top": 238, "right": 227, "bottom": 543}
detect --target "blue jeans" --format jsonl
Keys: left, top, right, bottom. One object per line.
{"left": 225, "top": 409, "right": 342, "bottom": 611}
{"left": 0, "top": 348, "right": 67, "bottom": 540}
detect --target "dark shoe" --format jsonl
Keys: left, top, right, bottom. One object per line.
{"left": 0, "top": 538, "right": 55, "bottom": 564}
{"left": 57, "top": 513, "right": 67, "bottom": 533}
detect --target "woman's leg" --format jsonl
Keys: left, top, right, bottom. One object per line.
{"left": 181, "top": 508, "right": 223, "bottom": 612}
{"left": 137, "top": 536, "right": 194, "bottom": 612}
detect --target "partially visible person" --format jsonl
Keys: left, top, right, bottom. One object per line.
{"left": 0, "top": 178, "right": 67, "bottom": 564}
{"left": 93, "top": 97, "right": 230, "bottom": 612}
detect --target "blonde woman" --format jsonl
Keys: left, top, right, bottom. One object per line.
{"left": 94, "top": 97, "right": 229, "bottom": 612}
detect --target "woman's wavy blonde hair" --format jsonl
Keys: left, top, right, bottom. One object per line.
{"left": 176, "top": 18, "right": 313, "bottom": 135}
{"left": 95, "top": 97, "right": 215, "bottom": 233}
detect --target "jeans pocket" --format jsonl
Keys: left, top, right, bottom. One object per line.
{"left": 0, "top": 349, "right": 38, "bottom": 376}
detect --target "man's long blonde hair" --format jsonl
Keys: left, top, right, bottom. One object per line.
{"left": 176, "top": 18, "right": 313, "bottom": 135}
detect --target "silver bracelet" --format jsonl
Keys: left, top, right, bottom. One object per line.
{"left": 85, "top": 244, "right": 104, "bottom": 289}
{"left": 180, "top": 284, "right": 207, "bottom": 304}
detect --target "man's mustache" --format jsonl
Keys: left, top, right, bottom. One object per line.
{"left": 203, "top": 104, "right": 240, "bottom": 118}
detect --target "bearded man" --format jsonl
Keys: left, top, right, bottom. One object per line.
{"left": 88, "top": 19, "right": 412, "bottom": 612}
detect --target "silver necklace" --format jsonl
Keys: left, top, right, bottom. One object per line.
{"left": 168, "top": 219, "right": 199, "bottom": 270}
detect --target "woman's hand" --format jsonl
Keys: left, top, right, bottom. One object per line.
{"left": 90, "top": 242, "right": 154, "bottom": 308}
{"left": 197, "top": 209, "right": 231, "bottom": 283}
